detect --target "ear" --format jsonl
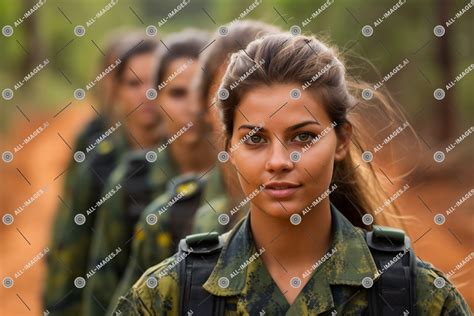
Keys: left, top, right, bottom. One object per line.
{"left": 334, "top": 123, "right": 352, "bottom": 162}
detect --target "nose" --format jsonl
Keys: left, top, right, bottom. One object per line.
{"left": 265, "top": 140, "right": 294, "bottom": 173}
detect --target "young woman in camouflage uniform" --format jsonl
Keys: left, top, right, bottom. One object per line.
{"left": 113, "top": 33, "right": 472, "bottom": 315}
{"left": 82, "top": 29, "right": 220, "bottom": 316}
{"left": 43, "top": 31, "right": 160, "bottom": 316}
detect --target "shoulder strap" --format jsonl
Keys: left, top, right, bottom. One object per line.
{"left": 365, "top": 225, "right": 417, "bottom": 316}
{"left": 178, "top": 232, "right": 226, "bottom": 316}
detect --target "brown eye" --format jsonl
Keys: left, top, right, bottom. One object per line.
{"left": 122, "top": 78, "right": 141, "bottom": 88}
{"left": 168, "top": 87, "right": 187, "bottom": 98}
{"left": 245, "top": 135, "right": 265, "bottom": 145}
{"left": 293, "top": 132, "right": 315, "bottom": 143}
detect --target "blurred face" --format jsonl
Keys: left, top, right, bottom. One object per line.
{"left": 117, "top": 52, "right": 158, "bottom": 127}
{"left": 229, "top": 83, "right": 350, "bottom": 220}
{"left": 158, "top": 58, "right": 204, "bottom": 145}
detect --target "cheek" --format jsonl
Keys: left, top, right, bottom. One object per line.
{"left": 230, "top": 147, "right": 264, "bottom": 191}
{"left": 300, "top": 136, "right": 337, "bottom": 186}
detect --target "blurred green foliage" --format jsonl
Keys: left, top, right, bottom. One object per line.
{"left": 0, "top": 0, "right": 472, "bottom": 137}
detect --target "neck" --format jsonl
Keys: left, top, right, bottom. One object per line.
{"left": 126, "top": 122, "right": 160, "bottom": 149}
{"left": 250, "top": 199, "right": 333, "bottom": 271}
{"left": 169, "top": 137, "right": 215, "bottom": 174}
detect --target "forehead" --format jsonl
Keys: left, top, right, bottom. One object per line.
{"left": 235, "top": 83, "right": 330, "bottom": 128}
{"left": 163, "top": 58, "right": 198, "bottom": 87}
{"left": 123, "top": 53, "right": 156, "bottom": 77}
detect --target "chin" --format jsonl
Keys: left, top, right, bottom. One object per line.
{"left": 254, "top": 199, "right": 303, "bottom": 220}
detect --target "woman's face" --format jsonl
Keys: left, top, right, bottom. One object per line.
{"left": 158, "top": 58, "right": 203, "bottom": 145}
{"left": 117, "top": 52, "right": 158, "bottom": 127}
{"left": 229, "top": 83, "right": 350, "bottom": 220}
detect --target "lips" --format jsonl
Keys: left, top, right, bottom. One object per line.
{"left": 263, "top": 181, "right": 301, "bottom": 199}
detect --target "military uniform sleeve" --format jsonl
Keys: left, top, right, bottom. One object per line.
{"left": 415, "top": 258, "right": 472, "bottom": 315}
{"left": 43, "top": 161, "right": 98, "bottom": 315}
{"left": 82, "top": 168, "right": 131, "bottom": 316}
{"left": 111, "top": 254, "right": 182, "bottom": 316}
{"left": 441, "top": 285, "right": 472, "bottom": 316}
{"left": 113, "top": 289, "right": 149, "bottom": 316}
{"left": 106, "top": 220, "right": 151, "bottom": 315}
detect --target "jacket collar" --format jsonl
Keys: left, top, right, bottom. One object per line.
{"left": 203, "top": 202, "right": 380, "bottom": 297}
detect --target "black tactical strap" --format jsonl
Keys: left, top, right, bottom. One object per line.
{"left": 178, "top": 233, "right": 226, "bottom": 316}
{"left": 365, "top": 226, "right": 417, "bottom": 316}
{"left": 169, "top": 185, "right": 204, "bottom": 248}
{"left": 178, "top": 226, "right": 417, "bottom": 316}
{"left": 124, "top": 156, "right": 152, "bottom": 223}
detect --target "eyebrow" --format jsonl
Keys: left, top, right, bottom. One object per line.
{"left": 238, "top": 120, "right": 321, "bottom": 132}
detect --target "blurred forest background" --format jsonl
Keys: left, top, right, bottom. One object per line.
{"left": 0, "top": 0, "right": 472, "bottom": 315}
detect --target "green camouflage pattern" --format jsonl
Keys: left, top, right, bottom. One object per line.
{"left": 112, "top": 203, "right": 472, "bottom": 315}
{"left": 106, "top": 166, "right": 244, "bottom": 314}
{"left": 82, "top": 148, "right": 180, "bottom": 315}
{"left": 43, "top": 117, "right": 126, "bottom": 315}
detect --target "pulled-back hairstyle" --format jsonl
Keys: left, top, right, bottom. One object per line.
{"left": 217, "top": 33, "right": 414, "bottom": 229}
{"left": 198, "top": 20, "right": 281, "bottom": 104}
{"left": 155, "top": 29, "right": 210, "bottom": 87}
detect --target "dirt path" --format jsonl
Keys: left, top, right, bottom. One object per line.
{"left": 0, "top": 103, "right": 92, "bottom": 315}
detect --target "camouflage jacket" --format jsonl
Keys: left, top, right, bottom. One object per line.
{"left": 113, "top": 203, "right": 472, "bottom": 315}
{"left": 106, "top": 166, "right": 244, "bottom": 314}
{"left": 43, "top": 118, "right": 127, "bottom": 315}
{"left": 82, "top": 148, "right": 179, "bottom": 315}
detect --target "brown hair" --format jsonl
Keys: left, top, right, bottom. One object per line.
{"left": 217, "top": 33, "right": 415, "bottom": 229}
{"left": 97, "top": 30, "right": 159, "bottom": 125}
{"left": 155, "top": 29, "right": 210, "bottom": 87}
{"left": 198, "top": 20, "right": 281, "bottom": 104}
